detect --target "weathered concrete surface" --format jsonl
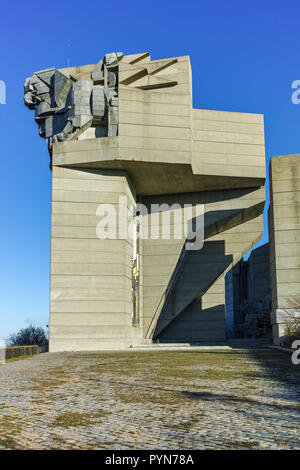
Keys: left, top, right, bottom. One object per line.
{"left": 269, "top": 154, "right": 300, "bottom": 344}
{"left": 0, "top": 350, "right": 299, "bottom": 450}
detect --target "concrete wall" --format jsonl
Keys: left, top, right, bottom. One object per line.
{"left": 118, "top": 55, "right": 193, "bottom": 167}
{"left": 49, "top": 166, "right": 142, "bottom": 351}
{"left": 142, "top": 187, "right": 265, "bottom": 343}
{"left": 247, "top": 243, "right": 270, "bottom": 303}
{"left": 41, "top": 52, "right": 267, "bottom": 351}
{"left": 225, "top": 243, "right": 270, "bottom": 338}
{"left": 225, "top": 261, "right": 247, "bottom": 338}
{"left": 158, "top": 277, "right": 226, "bottom": 343}
{"left": 192, "top": 109, "right": 266, "bottom": 181}
{"left": 269, "top": 154, "right": 300, "bottom": 344}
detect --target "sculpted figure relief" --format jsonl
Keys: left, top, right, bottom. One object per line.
{"left": 24, "top": 52, "right": 123, "bottom": 149}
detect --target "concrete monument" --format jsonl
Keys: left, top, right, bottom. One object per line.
{"left": 269, "top": 154, "right": 300, "bottom": 345}
{"left": 25, "top": 52, "right": 266, "bottom": 351}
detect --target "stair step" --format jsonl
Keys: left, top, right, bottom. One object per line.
{"left": 132, "top": 343, "right": 191, "bottom": 349}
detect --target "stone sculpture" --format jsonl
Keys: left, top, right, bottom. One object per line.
{"left": 24, "top": 52, "right": 123, "bottom": 149}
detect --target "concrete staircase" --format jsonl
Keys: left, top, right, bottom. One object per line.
{"left": 131, "top": 338, "right": 272, "bottom": 350}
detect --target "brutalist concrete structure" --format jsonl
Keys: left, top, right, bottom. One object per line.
{"left": 269, "top": 155, "right": 300, "bottom": 345}
{"left": 24, "top": 52, "right": 266, "bottom": 351}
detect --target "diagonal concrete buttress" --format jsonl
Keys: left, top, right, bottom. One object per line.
{"left": 143, "top": 190, "right": 265, "bottom": 342}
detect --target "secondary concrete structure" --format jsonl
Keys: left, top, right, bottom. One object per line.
{"left": 269, "top": 154, "right": 300, "bottom": 345}
{"left": 25, "top": 52, "right": 266, "bottom": 351}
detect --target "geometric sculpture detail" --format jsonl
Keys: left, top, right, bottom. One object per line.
{"left": 24, "top": 51, "right": 179, "bottom": 150}
{"left": 24, "top": 52, "right": 124, "bottom": 148}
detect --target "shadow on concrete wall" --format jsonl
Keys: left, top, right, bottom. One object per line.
{"left": 154, "top": 240, "right": 233, "bottom": 341}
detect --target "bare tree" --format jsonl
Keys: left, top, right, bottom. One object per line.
{"left": 6, "top": 325, "right": 48, "bottom": 348}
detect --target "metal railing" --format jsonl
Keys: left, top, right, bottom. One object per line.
{"left": 0, "top": 345, "right": 39, "bottom": 363}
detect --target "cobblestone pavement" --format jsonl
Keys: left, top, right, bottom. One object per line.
{"left": 0, "top": 349, "right": 299, "bottom": 450}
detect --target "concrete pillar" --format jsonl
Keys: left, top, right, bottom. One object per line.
{"left": 269, "top": 154, "right": 300, "bottom": 345}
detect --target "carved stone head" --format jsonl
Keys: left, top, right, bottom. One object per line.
{"left": 24, "top": 53, "right": 123, "bottom": 148}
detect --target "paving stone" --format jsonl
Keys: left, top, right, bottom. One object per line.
{"left": 0, "top": 349, "right": 299, "bottom": 449}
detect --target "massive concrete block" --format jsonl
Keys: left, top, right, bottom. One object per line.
{"left": 269, "top": 154, "right": 300, "bottom": 345}
{"left": 25, "top": 52, "right": 266, "bottom": 351}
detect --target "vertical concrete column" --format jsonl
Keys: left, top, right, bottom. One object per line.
{"left": 49, "top": 166, "right": 142, "bottom": 351}
{"left": 269, "top": 155, "right": 300, "bottom": 345}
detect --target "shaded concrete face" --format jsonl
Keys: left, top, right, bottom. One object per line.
{"left": 269, "top": 154, "right": 300, "bottom": 345}
{"left": 247, "top": 243, "right": 271, "bottom": 303}
{"left": 25, "top": 52, "right": 266, "bottom": 351}
{"left": 50, "top": 166, "right": 142, "bottom": 351}
{"left": 225, "top": 243, "right": 271, "bottom": 338}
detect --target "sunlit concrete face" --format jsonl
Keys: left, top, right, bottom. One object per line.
{"left": 25, "top": 52, "right": 266, "bottom": 351}
{"left": 269, "top": 154, "right": 300, "bottom": 345}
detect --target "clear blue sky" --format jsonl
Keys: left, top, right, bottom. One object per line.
{"left": 1, "top": 0, "right": 300, "bottom": 339}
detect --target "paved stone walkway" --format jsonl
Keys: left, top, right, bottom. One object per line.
{"left": 0, "top": 349, "right": 299, "bottom": 450}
